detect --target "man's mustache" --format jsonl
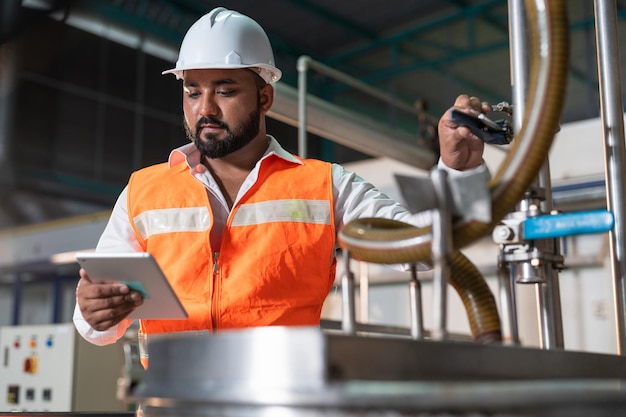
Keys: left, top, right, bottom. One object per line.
{"left": 196, "top": 116, "right": 228, "bottom": 133}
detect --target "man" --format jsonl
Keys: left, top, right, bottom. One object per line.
{"left": 73, "top": 7, "right": 489, "bottom": 361}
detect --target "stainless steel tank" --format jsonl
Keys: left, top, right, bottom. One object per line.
{"left": 128, "top": 326, "right": 626, "bottom": 417}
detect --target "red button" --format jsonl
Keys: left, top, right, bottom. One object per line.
{"left": 23, "top": 356, "right": 38, "bottom": 374}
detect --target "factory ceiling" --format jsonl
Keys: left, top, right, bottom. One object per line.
{"left": 7, "top": 0, "right": 625, "bottom": 122}
{"left": 1, "top": 0, "right": 626, "bottom": 228}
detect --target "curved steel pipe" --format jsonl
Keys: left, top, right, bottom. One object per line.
{"left": 338, "top": 0, "right": 569, "bottom": 342}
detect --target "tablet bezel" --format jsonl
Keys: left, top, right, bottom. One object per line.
{"left": 75, "top": 252, "right": 188, "bottom": 320}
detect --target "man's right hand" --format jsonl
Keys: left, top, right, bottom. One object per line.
{"left": 438, "top": 94, "right": 489, "bottom": 171}
{"left": 76, "top": 268, "right": 144, "bottom": 331}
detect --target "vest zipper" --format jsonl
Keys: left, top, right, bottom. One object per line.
{"left": 211, "top": 251, "right": 220, "bottom": 329}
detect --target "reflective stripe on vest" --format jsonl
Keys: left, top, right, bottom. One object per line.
{"left": 232, "top": 200, "right": 331, "bottom": 226}
{"left": 133, "top": 207, "right": 210, "bottom": 240}
{"left": 133, "top": 200, "right": 331, "bottom": 240}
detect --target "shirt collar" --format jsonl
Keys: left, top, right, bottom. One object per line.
{"left": 168, "top": 135, "right": 302, "bottom": 170}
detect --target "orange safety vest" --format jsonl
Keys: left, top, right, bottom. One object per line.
{"left": 127, "top": 154, "right": 337, "bottom": 340}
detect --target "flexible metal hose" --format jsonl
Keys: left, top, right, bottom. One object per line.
{"left": 338, "top": 0, "right": 569, "bottom": 342}
{"left": 449, "top": 250, "right": 501, "bottom": 343}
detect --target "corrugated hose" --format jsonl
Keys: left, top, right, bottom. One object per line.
{"left": 338, "top": 0, "right": 569, "bottom": 343}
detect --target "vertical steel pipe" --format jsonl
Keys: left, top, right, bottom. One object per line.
{"left": 359, "top": 262, "right": 370, "bottom": 324}
{"left": 497, "top": 262, "right": 520, "bottom": 345}
{"left": 409, "top": 264, "right": 424, "bottom": 340}
{"left": 297, "top": 56, "right": 310, "bottom": 158}
{"left": 506, "top": 0, "right": 531, "bottom": 345}
{"left": 431, "top": 170, "right": 452, "bottom": 341}
{"left": 508, "top": 0, "right": 563, "bottom": 349}
{"left": 341, "top": 250, "right": 357, "bottom": 335}
{"left": 594, "top": 0, "right": 626, "bottom": 354}
{"left": 508, "top": 0, "right": 528, "bottom": 126}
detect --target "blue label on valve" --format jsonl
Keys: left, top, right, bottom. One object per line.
{"left": 523, "top": 210, "right": 614, "bottom": 239}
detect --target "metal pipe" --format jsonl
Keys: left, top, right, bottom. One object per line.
{"left": 341, "top": 250, "right": 357, "bottom": 335}
{"left": 509, "top": 0, "right": 563, "bottom": 349}
{"left": 505, "top": 0, "right": 527, "bottom": 347}
{"left": 409, "top": 264, "right": 424, "bottom": 340}
{"left": 535, "top": 277, "right": 558, "bottom": 349}
{"left": 359, "top": 262, "right": 370, "bottom": 324}
{"left": 431, "top": 170, "right": 452, "bottom": 341}
{"left": 508, "top": 0, "right": 528, "bottom": 132}
{"left": 497, "top": 262, "right": 520, "bottom": 345}
{"left": 539, "top": 187, "right": 565, "bottom": 348}
{"left": 594, "top": 0, "right": 626, "bottom": 354}
{"left": 296, "top": 56, "right": 309, "bottom": 158}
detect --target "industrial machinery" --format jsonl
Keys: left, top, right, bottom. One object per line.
{"left": 116, "top": 1, "right": 626, "bottom": 416}
{"left": 129, "top": 327, "right": 626, "bottom": 417}
{"left": 0, "top": 323, "right": 126, "bottom": 412}
{"left": 4, "top": 0, "right": 626, "bottom": 416}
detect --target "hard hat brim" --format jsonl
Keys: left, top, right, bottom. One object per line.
{"left": 161, "top": 63, "right": 282, "bottom": 84}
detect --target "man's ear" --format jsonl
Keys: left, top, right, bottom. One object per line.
{"left": 259, "top": 84, "right": 274, "bottom": 112}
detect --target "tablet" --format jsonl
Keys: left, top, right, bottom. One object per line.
{"left": 75, "top": 252, "right": 188, "bottom": 320}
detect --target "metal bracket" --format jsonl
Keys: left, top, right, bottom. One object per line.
{"left": 395, "top": 165, "right": 491, "bottom": 223}
{"left": 116, "top": 341, "right": 145, "bottom": 403}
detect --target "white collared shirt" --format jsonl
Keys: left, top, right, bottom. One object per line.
{"left": 74, "top": 136, "right": 485, "bottom": 345}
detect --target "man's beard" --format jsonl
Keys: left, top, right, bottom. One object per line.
{"left": 185, "top": 107, "right": 261, "bottom": 159}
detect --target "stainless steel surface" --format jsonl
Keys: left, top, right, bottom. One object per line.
{"left": 497, "top": 261, "right": 520, "bottom": 345}
{"left": 296, "top": 56, "right": 308, "bottom": 158}
{"left": 358, "top": 262, "right": 370, "bottom": 324}
{"left": 396, "top": 168, "right": 491, "bottom": 224}
{"left": 133, "top": 327, "right": 626, "bottom": 417}
{"left": 595, "top": 0, "right": 626, "bottom": 355}
{"left": 408, "top": 265, "right": 424, "bottom": 340}
{"left": 537, "top": 263, "right": 564, "bottom": 349}
{"left": 430, "top": 170, "right": 451, "bottom": 341}
{"left": 508, "top": 0, "right": 528, "bottom": 129}
{"left": 508, "top": 0, "right": 563, "bottom": 350}
{"left": 341, "top": 251, "right": 357, "bottom": 335}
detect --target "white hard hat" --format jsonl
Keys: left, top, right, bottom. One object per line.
{"left": 162, "top": 7, "right": 282, "bottom": 84}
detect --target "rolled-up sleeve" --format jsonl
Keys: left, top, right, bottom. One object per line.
{"left": 332, "top": 160, "right": 489, "bottom": 229}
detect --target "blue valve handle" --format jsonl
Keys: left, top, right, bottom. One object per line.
{"left": 448, "top": 109, "right": 512, "bottom": 145}
{"left": 523, "top": 210, "right": 614, "bottom": 240}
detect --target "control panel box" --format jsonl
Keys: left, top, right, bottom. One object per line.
{"left": 0, "top": 323, "right": 126, "bottom": 412}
